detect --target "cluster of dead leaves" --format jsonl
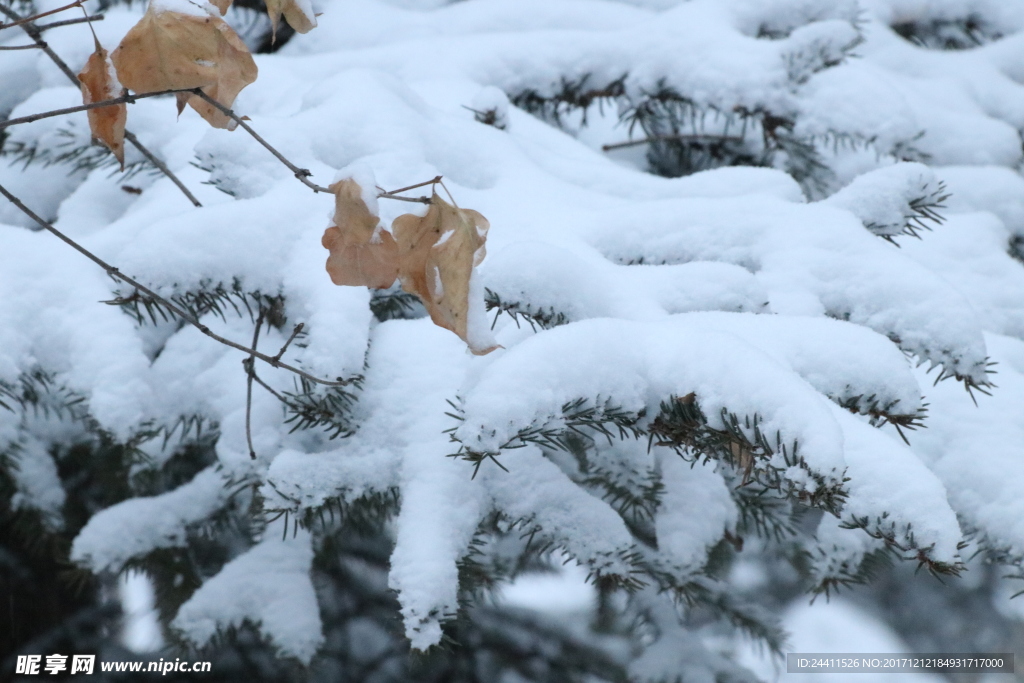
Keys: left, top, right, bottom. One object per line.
{"left": 322, "top": 179, "right": 498, "bottom": 355}
{"left": 78, "top": 0, "right": 317, "bottom": 164}
{"left": 74, "top": 3, "right": 493, "bottom": 353}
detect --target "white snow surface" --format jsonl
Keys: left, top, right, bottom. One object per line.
{"left": 1, "top": 0, "right": 1022, "bottom": 659}
{"left": 172, "top": 529, "right": 324, "bottom": 663}
{"left": 71, "top": 467, "right": 230, "bottom": 572}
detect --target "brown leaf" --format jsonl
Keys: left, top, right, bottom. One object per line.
{"left": 265, "top": 0, "right": 316, "bottom": 42}
{"left": 111, "top": 4, "right": 257, "bottom": 129}
{"left": 209, "top": 0, "right": 231, "bottom": 14}
{"left": 78, "top": 42, "right": 126, "bottom": 170}
{"left": 392, "top": 192, "right": 498, "bottom": 354}
{"left": 322, "top": 179, "right": 399, "bottom": 290}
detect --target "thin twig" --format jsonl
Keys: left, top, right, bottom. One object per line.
{"left": 273, "top": 323, "right": 304, "bottom": 363}
{"left": 379, "top": 194, "right": 433, "bottom": 204}
{"left": 378, "top": 176, "right": 442, "bottom": 197}
{"left": 0, "top": 183, "right": 354, "bottom": 387}
{"left": 0, "top": 0, "right": 83, "bottom": 31}
{"left": 34, "top": 13, "right": 104, "bottom": 31}
{"left": 0, "top": 42, "right": 40, "bottom": 49}
{"left": 251, "top": 371, "right": 288, "bottom": 404}
{"left": 188, "top": 89, "right": 434, "bottom": 203}
{"left": 0, "top": 3, "right": 202, "bottom": 208}
{"left": 601, "top": 133, "right": 746, "bottom": 152}
{"left": 188, "top": 89, "right": 333, "bottom": 194}
{"left": 0, "top": 88, "right": 195, "bottom": 130}
{"left": 244, "top": 309, "right": 266, "bottom": 459}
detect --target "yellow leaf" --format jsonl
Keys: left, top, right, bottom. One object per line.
{"left": 111, "top": 3, "right": 257, "bottom": 129}
{"left": 392, "top": 192, "right": 498, "bottom": 355}
{"left": 265, "top": 0, "right": 316, "bottom": 43}
{"left": 322, "top": 179, "right": 399, "bottom": 290}
{"left": 78, "top": 42, "right": 126, "bottom": 170}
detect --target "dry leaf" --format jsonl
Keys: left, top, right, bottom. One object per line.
{"left": 322, "top": 179, "right": 399, "bottom": 290}
{"left": 265, "top": 0, "right": 316, "bottom": 42}
{"left": 209, "top": 0, "right": 231, "bottom": 14}
{"left": 78, "top": 41, "right": 126, "bottom": 169}
{"left": 111, "top": 4, "right": 257, "bottom": 129}
{"left": 392, "top": 192, "right": 498, "bottom": 354}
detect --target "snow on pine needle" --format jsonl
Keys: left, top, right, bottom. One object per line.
{"left": 3, "top": 0, "right": 1024, "bottom": 675}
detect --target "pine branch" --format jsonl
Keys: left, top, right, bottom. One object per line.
{"left": 648, "top": 393, "right": 847, "bottom": 514}
{"left": 731, "top": 484, "right": 802, "bottom": 543}
{"left": 810, "top": 546, "right": 895, "bottom": 599}
{"left": 510, "top": 74, "right": 626, "bottom": 127}
{"left": 0, "top": 368, "right": 90, "bottom": 424}
{"left": 0, "top": 183, "right": 355, "bottom": 388}
{"left": 871, "top": 181, "right": 950, "bottom": 243}
{"left": 485, "top": 288, "right": 569, "bottom": 331}
{"left": 835, "top": 393, "right": 928, "bottom": 445}
{"left": 3, "top": 134, "right": 152, "bottom": 179}
{"left": 276, "top": 375, "right": 361, "bottom": 439}
{"left": 892, "top": 14, "right": 1000, "bottom": 50}
{"left": 446, "top": 396, "right": 646, "bottom": 477}
{"left": 370, "top": 288, "right": 422, "bottom": 322}
{"left": 839, "top": 514, "right": 965, "bottom": 579}
{"left": 105, "top": 279, "right": 275, "bottom": 327}
{"left": 649, "top": 573, "right": 787, "bottom": 656}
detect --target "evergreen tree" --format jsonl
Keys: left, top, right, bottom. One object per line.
{"left": 3, "top": 0, "right": 1024, "bottom": 681}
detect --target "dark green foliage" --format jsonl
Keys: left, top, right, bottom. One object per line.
{"left": 253, "top": 490, "right": 630, "bottom": 682}
{"left": 445, "top": 395, "right": 646, "bottom": 476}
{"left": 1010, "top": 234, "right": 1024, "bottom": 265}
{"left": 485, "top": 288, "right": 570, "bottom": 331}
{"left": 278, "top": 376, "right": 361, "bottom": 440}
{"left": 370, "top": 288, "right": 424, "bottom": 322}
{"left": 510, "top": 75, "right": 625, "bottom": 128}
{"left": 0, "top": 369, "right": 197, "bottom": 672}
{"left": 839, "top": 514, "right": 966, "bottom": 579}
{"left": 107, "top": 279, "right": 281, "bottom": 329}
{"left": 810, "top": 545, "right": 896, "bottom": 599}
{"left": 865, "top": 180, "right": 950, "bottom": 244}
{"left": 2, "top": 133, "right": 156, "bottom": 182}
{"left": 648, "top": 394, "right": 847, "bottom": 514}
{"left": 834, "top": 393, "right": 928, "bottom": 445}
{"left": 508, "top": 74, "right": 859, "bottom": 197}
{"left": 892, "top": 15, "right": 1003, "bottom": 50}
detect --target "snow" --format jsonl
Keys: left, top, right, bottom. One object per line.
{"left": 655, "top": 455, "right": 737, "bottom": 572}
{"left": 71, "top": 467, "right": 230, "bottom": 572}
{"left": 172, "top": 528, "right": 324, "bottom": 663}
{"left": 739, "top": 598, "right": 946, "bottom": 683}
{"left": 7, "top": 434, "right": 66, "bottom": 528}
{"left": 2, "top": 0, "right": 1023, "bottom": 664}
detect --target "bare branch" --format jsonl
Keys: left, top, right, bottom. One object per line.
{"left": 34, "top": 14, "right": 104, "bottom": 31}
{"left": 0, "top": 0, "right": 84, "bottom": 31}
{"left": 273, "top": 323, "right": 304, "bottom": 363}
{"left": 0, "top": 88, "right": 195, "bottom": 130}
{"left": 0, "top": 3, "right": 202, "bottom": 208}
{"left": 188, "top": 89, "right": 333, "bottom": 194}
{"left": 244, "top": 309, "right": 267, "bottom": 459}
{"left": 0, "top": 42, "right": 40, "bottom": 50}
{"left": 251, "top": 370, "right": 288, "bottom": 404}
{"left": 378, "top": 176, "right": 442, "bottom": 196}
{"left": 0, "top": 182, "right": 355, "bottom": 387}
{"left": 379, "top": 194, "right": 432, "bottom": 204}
{"left": 188, "top": 89, "right": 435, "bottom": 203}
